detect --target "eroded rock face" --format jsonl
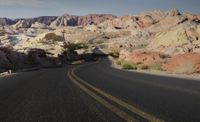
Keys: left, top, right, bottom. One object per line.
{"left": 14, "top": 16, "right": 58, "bottom": 28}
{"left": 13, "top": 19, "right": 30, "bottom": 29}
{"left": 0, "top": 47, "right": 28, "bottom": 69}
{"left": 147, "top": 22, "right": 200, "bottom": 55}
{"left": 31, "top": 22, "right": 47, "bottom": 29}
{"left": 138, "top": 15, "right": 157, "bottom": 28}
{"left": 167, "top": 9, "right": 181, "bottom": 16}
{"left": 151, "top": 27, "right": 189, "bottom": 47}
{"left": 119, "top": 50, "right": 164, "bottom": 65}
{"left": 27, "top": 48, "right": 58, "bottom": 66}
{"left": 0, "top": 47, "right": 60, "bottom": 70}
{"left": 0, "top": 18, "right": 15, "bottom": 26}
{"left": 98, "top": 15, "right": 140, "bottom": 31}
{"left": 77, "top": 14, "right": 116, "bottom": 26}
{"left": 162, "top": 53, "right": 200, "bottom": 74}
{"left": 50, "top": 14, "right": 116, "bottom": 27}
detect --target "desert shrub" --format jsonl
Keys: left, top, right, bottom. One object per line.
{"left": 174, "top": 61, "right": 195, "bottom": 74}
{"left": 136, "top": 62, "right": 143, "bottom": 65}
{"left": 159, "top": 54, "right": 170, "bottom": 59}
{"left": 109, "top": 51, "right": 119, "bottom": 58}
{"left": 96, "top": 40, "right": 104, "bottom": 44}
{"left": 116, "top": 60, "right": 121, "bottom": 65}
{"left": 122, "top": 63, "right": 137, "bottom": 70}
{"left": 44, "top": 33, "right": 63, "bottom": 42}
{"left": 149, "top": 63, "right": 162, "bottom": 70}
{"left": 139, "top": 65, "right": 149, "bottom": 70}
{"left": 73, "top": 43, "right": 89, "bottom": 50}
{"left": 64, "top": 43, "right": 88, "bottom": 51}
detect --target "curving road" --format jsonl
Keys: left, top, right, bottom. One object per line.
{"left": 0, "top": 59, "right": 200, "bottom": 122}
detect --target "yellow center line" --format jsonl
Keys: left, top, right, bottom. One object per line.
{"left": 68, "top": 71, "right": 138, "bottom": 122}
{"left": 70, "top": 62, "right": 164, "bottom": 122}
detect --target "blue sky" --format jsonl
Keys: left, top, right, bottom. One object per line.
{"left": 0, "top": 0, "right": 199, "bottom": 18}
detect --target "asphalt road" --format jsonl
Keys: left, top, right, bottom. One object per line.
{"left": 74, "top": 59, "right": 200, "bottom": 122}
{"left": 0, "top": 59, "right": 200, "bottom": 122}
{"left": 0, "top": 66, "right": 123, "bottom": 122}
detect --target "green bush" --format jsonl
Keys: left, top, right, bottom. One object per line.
{"left": 116, "top": 60, "right": 121, "bottom": 65}
{"left": 109, "top": 51, "right": 119, "bottom": 58}
{"left": 136, "top": 62, "right": 143, "bottom": 65}
{"left": 122, "top": 63, "right": 137, "bottom": 70}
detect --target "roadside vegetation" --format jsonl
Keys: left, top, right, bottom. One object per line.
{"left": 115, "top": 59, "right": 165, "bottom": 71}
{"left": 109, "top": 51, "right": 119, "bottom": 59}
{"left": 122, "top": 62, "right": 137, "bottom": 70}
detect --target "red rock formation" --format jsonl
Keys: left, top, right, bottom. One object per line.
{"left": 119, "top": 50, "right": 164, "bottom": 65}
{"left": 77, "top": 14, "right": 116, "bottom": 26}
{"left": 138, "top": 15, "right": 157, "bottom": 28}
{"left": 51, "top": 14, "right": 116, "bottom": 27}
{"left": 162, "top": 53, "right": 200, "bottom": 74}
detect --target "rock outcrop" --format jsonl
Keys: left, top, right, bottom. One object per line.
{"left": 50, "top": 14, "right": 116, "bottom": 27}
{"left": 31, "top": 22, "right": 47, "bottom": 29}
{"left": 0, "top": 47, "right": 28, "bottom": 69}
{"left": 148, "top": 22, "right": 200, "bottom": 55}
{"left": 0, "top": 18, "right": 16, "bottom": 26}
{"left": 119, "top": 50, "right": 164, "bottom": 65}
{"left": 162, "top": 53, "right": 200, "bottom": 74}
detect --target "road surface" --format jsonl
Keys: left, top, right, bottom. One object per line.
{"left": 0, "top": 59, "right": 200, "bottom": 122}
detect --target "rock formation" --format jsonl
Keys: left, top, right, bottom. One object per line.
{"left": 50, "top": 14, "right": 116, "bottom": 27}
{"left": 0, "top": 18, "right": 15, "bottom": 26}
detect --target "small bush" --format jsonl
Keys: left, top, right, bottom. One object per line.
{"left": 136, "top": 62, "right": 143, "bottom": 65}
{"left": 73, "top": 43, "right": 89, "bottom": 50}
{"left": 122, "top": 63, "right": 137, "bottom": 70}
{"left": 109, "top": 51, "right": 119, "bottom": 58}
{"left": 159, "top": 54, "right": 170, "bottom": 59}
{"left": 96, "top": 40, "right": 104, "bottom": 44}
{"left": 116, "top": 60, "right": 121, "bottom": 65}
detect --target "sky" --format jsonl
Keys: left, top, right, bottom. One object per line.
{"left": 0, "top": 0, "right": 199, "bottom": 18}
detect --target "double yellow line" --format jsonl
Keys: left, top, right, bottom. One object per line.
{"left": 68, "top": 63, "right": 164, "bottom": 122}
